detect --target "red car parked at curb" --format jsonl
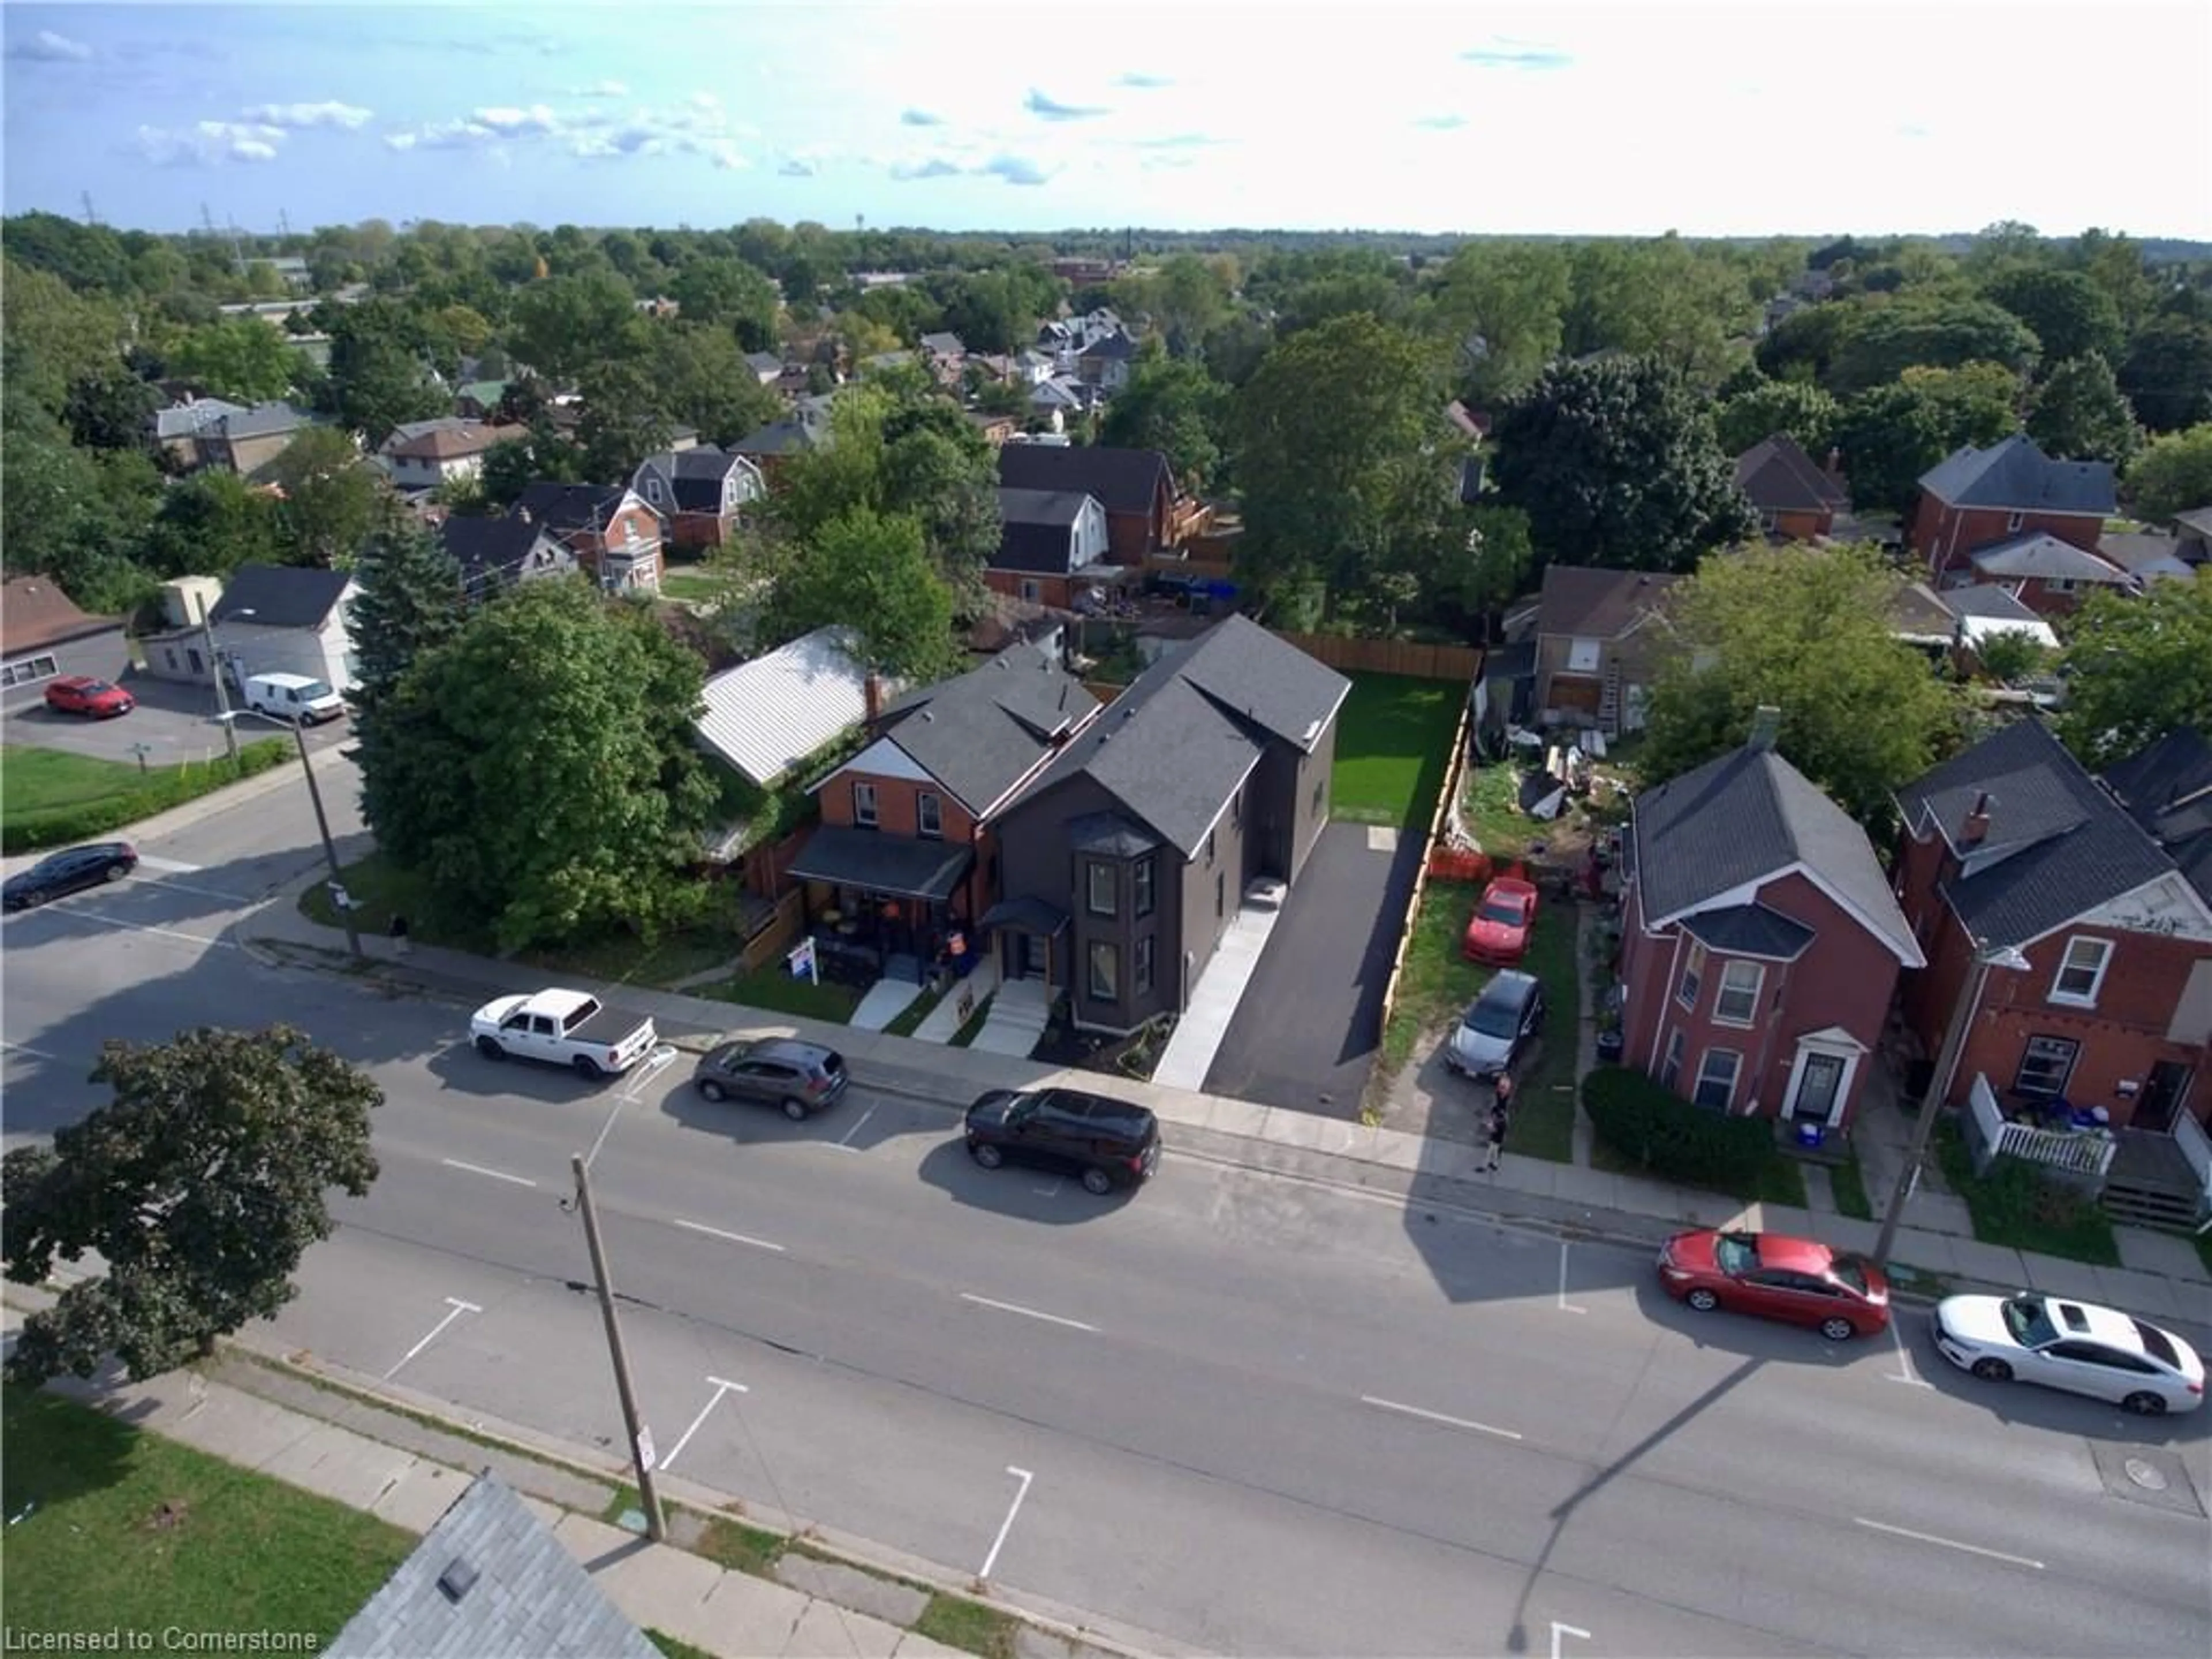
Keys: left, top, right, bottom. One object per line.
{"left": 1657, "top": 1229, "right": 1891, "bottom": 1341}
{"left": 43, "top": 676, "right": 134, "bottom": 718}
{"left": 1462, "top": 875, "right": 1538, "bottom": 965}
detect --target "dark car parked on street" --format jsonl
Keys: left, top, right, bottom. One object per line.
{"left": 691, "top": 1037, "right": 849, "bottom": 1119}
{"left": 964, "top": 1087, "right": 1162, "bottom": 1195}
{"left": 2, "top": 841, "right": 138, "bottom": 911}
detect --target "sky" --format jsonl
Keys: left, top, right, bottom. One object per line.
{"left": 4, "top": 1, "right": 2208, "bottom": 242}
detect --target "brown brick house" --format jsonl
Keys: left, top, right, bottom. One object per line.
{"left": 1532, "top": 566, "right": 1681, "bottom": 736}
{"left": 1908, "top": 434, "right": 2116, "bottom": 588}
{"left": 1734, "top": 433, "right": 1849, "bottom": 540}
{"left": 510, "top": 483, "right": 664, "bottom": 593}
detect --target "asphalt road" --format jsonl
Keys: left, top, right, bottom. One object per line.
{"left": 4, "top": 782, "right": 2209, "bottom": 1658}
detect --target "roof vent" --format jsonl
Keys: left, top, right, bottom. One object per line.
{"left": 437, "top": 1559, "right": 479, "bottom": 1604}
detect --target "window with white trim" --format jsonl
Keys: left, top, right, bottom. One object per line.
{"left": 852, "top": 781, "right": 877, "bottom": 828}
{"left": 2014, "top": 1035, "right": 2079, "bottom": 1098}
{"left": 2006, "top": 511, "right": 2025, "bottom": 532}
{"left": 1660, "top": 1029, "right": 1684, "bottom": 1092}
{"left": 1676, "top": 940, "right": 1706, "bottom": 1010}
{"left": 916, "top": 792, "right": 942, "bottom": 839}
{"left": 1692, "top": 1048, "right": 1742, "bottom": 1111}
{"left": 1714, "top": 961, "right": 1763, "bottom": 1025}
{"left": 2, "top": 653, "right": 59, "bottom": 687}
{"left": 2050, "top": 936, "right": 2109, "bottom": 1006}
{"left": 645, "top": 477, "right": 663, "bottom": 504}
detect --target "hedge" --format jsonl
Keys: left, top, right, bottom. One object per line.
{"left": 1581, "top": 1063, "right": 1774, "bottom": 1191}
{"left": 2, "top": 741, "right": 292, "bottom": 854}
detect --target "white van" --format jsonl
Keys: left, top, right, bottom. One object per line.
{"left": 243, "top": 672, "right": 346, "bottom": 725}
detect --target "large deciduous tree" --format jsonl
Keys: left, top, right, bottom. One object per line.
{"left": 1429, "top": 241, "right": 1570, "bottom": 407}
{"left": 168, "top": 317, "right": 305, "bottom": 404}
{"left": 1832, "top": 363, "right": 2021, "bottom": 515}
{"left": 1713, "top": 378, "right": 1843, "bottom": 461}
{"left": 141, "top": 469, "right": 286, "bottom": 579}
{"left": 2027, "top": 354, "right": 2141, "bottom": 468}
{"left": 669, "top": 257, "right": 782, "bottom": 351}
{"left": 756, "top": 507, "right": 959, "bottom": 681}
{"left": 1, "top": 390, "right": 162, "bottom": 611}
{"left": 1100, "top": 346, "right": 1229, "bottom": 493}
{"left": 2124, "top": 423, "right": 2212, "bottom": 521}
{"left": 2, "top": 1025, "right": 380, "bottom": 1385}
{"left": 1489, "top": 354, "right": 1756, "bottom": 573}
{"left": 651, "top": 325, "right": 782, "bottom": 448}
{"left": 509, "top": 271, "right": 647, "bottom": 382}
{"left": 2055, "top": 572, "right": 2212, "bottom": 767}
{"left": 269, "top": 426, "right": 385, "bottom": 567}
{"left": 1640, "top": 542, "right": 1965, "bottom": 833}
{"left": 1826, "top": 295, "right": 2041, "bottom": 395}
{"left": 1982, "top": 267, "right": 2126, "bottom": 365}
{"left": 358, "top": 579, "right": 717, "bottom": 950}
{"left": 323, "top": 300, "right": 446, "bottom": 444}
{"left": 2119, "top": 315, "right": 2212, "bottom": 433}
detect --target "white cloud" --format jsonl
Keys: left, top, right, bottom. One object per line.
{"left": 137, "top": 120, "right": 285, "bottom": 166}
{"left": 241, "top": 100, "right": 374, "bottom": 130}
{"left": 471, "top": 104, "right": 559, "bottom": 135}
{"left": 8, "top": 29, "right": 93, "bottom": 63}
{"left": 573, "top": 79, "right": 628, "bottom": 97}
{"left": 690, "top": 90, "right": 722, "bottom": 111}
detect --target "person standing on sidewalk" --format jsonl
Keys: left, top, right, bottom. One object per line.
{"left": 1482, "top": 1073, "right": 1513, "bottom": 1172}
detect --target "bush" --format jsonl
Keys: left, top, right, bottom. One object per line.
{"left": 1582, "top": 1065, "right": 1774, "bottom": 1191}
{"left": 2, "top": 741, "right": 292, "bottom": 854}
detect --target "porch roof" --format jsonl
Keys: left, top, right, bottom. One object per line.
{"left": 980, "top": 895, "right": 1070, "bottom": 935}
{"left": 1679, "top": 902, "right": 1815, "bottom": 961}
{"left": 786, "top": 826, "right": 972, "bottom": 902}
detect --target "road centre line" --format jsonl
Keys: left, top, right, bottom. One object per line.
{"left": 661, "top": 1374, "right": 749, "bottom": 1474}
{"left": 440, "top": 1158, "right": 538, "bottom": 1188}
{"left": 977, "top": 1465, "right": 1035, "bottom": 1581}
{"left": 959, "top": 1292, "right": 1098, "bottom": 1333}
{"left": 672, "top": 1218, "right": 786, "bottom": 1253}
{"left": 1853, "top": 1516, "right": 2045, "bottom": 1570}
{"left": 383, "top": 1297, "right": 482, "bottom": 1380}
{"left": 1361, "top": 1394, "right": 1524, "bottom": 1442}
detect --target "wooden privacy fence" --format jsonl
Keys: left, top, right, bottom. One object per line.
{"left": 1271, "top": 632, "right": 1482, "bottom": 682}
{"left": 1374, "top": 683, "right": 1478, "bottom": 1045}
{"left": 737, "top": 889, "right": 805, "bottom": 974}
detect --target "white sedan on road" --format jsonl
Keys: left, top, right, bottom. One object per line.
{"left": 1933, "top": 1291, "right": 2205, "bottom": 1415}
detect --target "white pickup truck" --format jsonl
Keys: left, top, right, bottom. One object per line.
{"left": 469, "top": 988, "right": 657, "bottom": 1080}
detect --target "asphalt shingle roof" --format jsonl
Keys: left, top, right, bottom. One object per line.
{"left": 997, "top": 444, "right": 1173, "bottom": 517}
{"left": 1536, "top": 566, "right": 1681, "bottom": 640}
{"left": 1634, "top": 744, "right": 1919, "bottom": 962}
{"left": 326, "top": 1475, "right": 655, "bottom": 1659}
{"left": 208, "top": 563, "right": 353, "bottom": 629}
{"left": 1895, "top": 718, "right": 2180, "bottom": 946}
{"left": 1734, "top": 433, "right": 1848, "bottom": 514}
{"left": 513, "top": 482, "right": 627, "bottom": 532}
{"left": 2099, "top": 727, "right": 2212, "bottom": 905}
{"left": 880, "top": 643, "right": 1100, "bottom": 813}
{"left": 441, "top": 516, "right": 560, "bottom": 589}
{"left": 1916, "top": 434, "right": 2116, "bottom": 516}
{"left": 212, "top": 401, "right": 317, "bottom": 441}
{"left": 995, "top": 487, "right": 1099, "bottom": 574}
{"left": 1967, "top": 532, "right": 2133, "bottom": 584}
{"left": 1680, "top": 902, "right": 1816, "bottom": 961}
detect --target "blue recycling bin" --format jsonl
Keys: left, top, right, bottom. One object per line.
{"left": 1796, "top": 1121, "right": 1824, "bottom": 1150}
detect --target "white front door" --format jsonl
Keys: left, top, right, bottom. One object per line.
{"left": 1785, "top": 1040, "right": 1861, "bottom": 1127}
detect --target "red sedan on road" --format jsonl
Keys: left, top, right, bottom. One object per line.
{"left": 1462, "top": 875, "right": 1539, "bottom": 965}
{"left": 43, "top": 676, "right": 134, "bottom": 718}
{"left": 1657, "top": 1229, "right": 1891, "bottom": 1341}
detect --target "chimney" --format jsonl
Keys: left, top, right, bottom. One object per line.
{"left": 863, "top": 672, "right": 883, "bottom": 724}
{"left": 514, "top": 504, "right": 532, "bottom": 526}
{"left": 1961, "top": 791, "right": 1992, "bottom": 847}
{"left": 1825, "top": 446, "right": 1846, "bottom": 482}
{"left": 1747, "top": 704, "right": 1782, "bottom": 753}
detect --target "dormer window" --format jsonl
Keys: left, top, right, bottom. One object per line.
{"left": 645, "top": 477, "right": 663, "bottom": 505}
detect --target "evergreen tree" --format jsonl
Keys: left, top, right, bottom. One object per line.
{"left": 347, "top": 511, "right": 468, "bottom": 715}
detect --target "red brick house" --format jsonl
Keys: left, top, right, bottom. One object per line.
{"left": 1892, "top": 719, "right": 2212, "bottom": 1152}
{"left": 996, "top": 444, "right": 1182, "bottom": 565}
{"left": 987, "top": 488, "right": 1115, "bottom": 608}
{"left": 511, "top": 482, "right": 664, "bottom": 593}
{"left": 1959, "top": 530, "right": 2136, "bottom": 618}
{"left": 785, "top": 643, "right": 1105, "bottom": 979}
{"left": 1908, "top": 434, "right": 2117, "bottom": 588}
{"left": 630, "top": 446, "right": 764, "bottom": 552}
{"left": 1733, "top": 433, "right": 1849, "bottom": 541}
{"left": 1617, "top": 716, "right": 1923, "bottom": 1129}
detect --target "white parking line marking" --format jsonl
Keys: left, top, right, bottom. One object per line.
{"left": 1551, "top": 1622, "right": 1592, "bottom": 1659}
{"left": 620, "top": 1047, "right": 679, "bottom": 1104}
{"left": 1887, "top": 1319, "right": 1932, "bottom": 1387}
{"left": 978, "top": 1465, "right": 1034, "bottom": 1581}
{"left": 129, "top": 874, "right": 252, "bottom": 904}
{"left": 959, "top": 1292, "right": 1097, "bottom": 1333}
{"left": 440, "top": 1158, "right": 537, "bottom": 1188}
{"left": 1361, "top": 1394, "right": 1523, "bottom": 1442}
{"left": 383, "top": 1297, "right": 482, "bottom": 1380}
{"left": 1853, "top": 1516, "right": 2044, "bottom": 1570}
{"left": 672, "top": 1218, "right": 786, "bottom": 1253}
{"left": 38, "top": 907, "right": 237, "bottom": 950}
{"left": 0, "top": 1040, "right": 62, "bottom": 1063}
{"left": 132, "top": 855, "right": 204, "bottom": 874}
{"left": 835, "top": 1105, "right": 876, "bottom": 1147}
{"left": 661, "top": 1374, "right": 748, "bottom": 1473}
{"left": 1557, "top": 1242, "right": 1588, "bottom": 1315}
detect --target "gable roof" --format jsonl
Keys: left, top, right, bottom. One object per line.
{"left": 1536, "top": 565, "right": 1682, "bottom": 641}
{"left": 1734, "top": 433, "right": 1848, "bottom": 514}
{"left": 388, "top": 422, "right": 506, "bottom": 462}
{"left": 639, "top": 445, "right": 755, "bottom": 514}
{"left": 997, "top": 444, "right": 1173, "bottom": 516}
{"left": 154, "top": 397, "right": 247, "bottom": 441}
{"left": 1632, "top": 743, "right": 1921, "bottom": 964}
{"left": 696, "top": 626, "right": 873, "bottom": 787}
{"left": 2097, "top": 530, "right": 2199, "bottom": 582}
{"left": 874, "top": 643, "right": 1101, "bottom": 813}
{"left": 1966, "top": 531, "right": 2134, "bottom": 585}
{"left": 995, "top": 488, "right": 1101, "bottom": 574}
{"left": 742, "top": 350, "right": 784, "bottom": 377}
{"left": 1078, "top": 329, "right": 1140, "bottom": 361}
{"left": 209, "top": 562, "right": 354, "bottom": 630}
{"left": 1895, "top": 718, "right": 2180, "bottom": 947}
{"left": 730, "top": 418, "right": 823, "bottom": 457}
{"left": 2, "top": 576, "right": 119, "bottom": 656}
{"left": 1009, "top": 616, "right": 1351, "bottom": 858}
{"left": 212, "top": 401, "right": 317, "bottom": 442}
{"left": 1916, "top": 433, "right": 2116, "bottom": 517}
{"left": 2100, "top": 728, "right": 2212, "bottom": 904}
{"left": 326, "top": 1474, "right": 654, "bottom": 1659}
{"left": 440, "top": 514, "right": 564, "bottom": 590}
{"left": 513, "top": 482, "right": 627, "bottom": 533}
{"left": 919, "top": 331, "right": 965, "bottom": 358}
{"left": 1887, "top": 580, "right": 1959, "bottom": 646}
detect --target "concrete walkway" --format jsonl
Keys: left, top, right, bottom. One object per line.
{"left": 849, "top": 976, "right": 923, "bottom": 1033}
{"left": 1150, "top": 897, "right": 1283, "bottom": 1090}
{"left": 970, "top": 976, "right": 1050, "bottom": 1057}
{"left": 911, "top": 959, "right": 998, "bottom": 1044}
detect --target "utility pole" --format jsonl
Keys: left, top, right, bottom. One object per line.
{"left": 571, "top": 1154, "right": 666, "bottom": 1543}
{"left": 80, "top": 191, "right": 98, "bottom": 227}
{"left": 199, "top": 607, "right": 241, "bottom": 763}
{"left": 279, "top": 207, "right": 293, "bottom": 240}
{"left": 291, "top": 722, "right": 362, "bottom": 960}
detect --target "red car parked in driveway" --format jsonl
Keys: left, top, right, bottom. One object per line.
{"left": 1462, "top": 875, "right": 1538, "bottom": 965}
{"left": 1657, "top": 1229, "right": 1891, "bottom": 1341}
{"left": 43, "top": 676, "right": 134, "bottom": 718}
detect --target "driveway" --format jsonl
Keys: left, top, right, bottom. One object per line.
{"left": 1200, "top": 820, "right": 1423, "bottom": 1115}
{"left": 3, "top": 671, "right": 350, "bottom": 766}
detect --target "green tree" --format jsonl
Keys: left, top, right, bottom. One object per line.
{"left": 1563, "top": 236, "right": 1752, "bottom": 387}
{"left": 347, "top": 514, "right": 469, "bottom": 716}
{"left": 2027, "top": 355, "right": 2141, "bottom": 467}
{"left": 756, "top": 507, "right": 958, "bottom": 680}
{"left": 0, "top": 391, "right": 161, "bottom": 609}
{"left": 1429, "top": 240, "right": 1571, "bottom": 407}
{"left": 63, "top": 362, "right": 162, "bottom": 458}
{"left": 1, "top": 259, "right": 130, "bottom": 415}
{"left": 1982, "top": 267, "right": 2126, "bottom": 365}
{"left": 1233, "top": 314, "right": 1456, "bottom": 624}
{"left": 2055, "top": 573, "right": 2212, "bottom": 766}
{"left": 324, "top": 301, "right": 446, "bottom": 444}
{"left": 2124, "top": 423, "right": 2212, "bottom": 520}
{"left": 141, "top": 469, "right": 285, "bottom": 579}
{"left": 2119, "top": 315, "right": 2212, "bottom": 433}
{"left": 1827, "top": 294, "right": 2041, "bottom": 395}
{"left": 1755, "top": 301, "right": 1857, "bottom": 386}
{"left": 1832, "top": 363, "right": 2020, "bottom": 515}
{"left": 358, "top": 579, "right": 718, "bottom": 950}
{"left": 670, "top": 257, "right": 782, "bottom": 350}
{"left": 509, "top": 271, "right": 647, "bottom": 382}
{"left": 650, "top": 325, "right": 782, "bottom": 448}
{"left": 1100, "top": 346, "right": 1229, "bottom": 493}
{"left": 2, "top": 1025, "right": 380, "bottom": 1385}
{"left": 577, "top": 358, "right": 675, "bottom": 480}
{"left": 168, "top": 317, "right": 304, "bottom": 404}
{"left": 1714, "top": 378, "right": 1843, "bottom": 460}
{"left": 479, "top": 429, "right": 587, "bottom": 509}
{"left": 1198, "top": 311, "right": 1274, "bottom": 388}
{"left": 1641, "top": 542, "right": 1964, "bottom": 832}
{"left": 1448, "top": 504, "right": 1537, "bottom": 634}
{"left": 269, "top": 427, "right": 384, "bottom": 567}
{"left": 1489, "top": 354, "right": 1757, "bottom": 573}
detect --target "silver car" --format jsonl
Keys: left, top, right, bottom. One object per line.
{"left": 1933, "top": 1292, "right": 2205, "bottom": 1415}
{"left": 1445, "top": 969, "right": 1546, "bottom": 1080}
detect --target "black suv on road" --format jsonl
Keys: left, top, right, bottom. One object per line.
{"left": 963, "top": 1088, "right": 1162, "bottom": 1194}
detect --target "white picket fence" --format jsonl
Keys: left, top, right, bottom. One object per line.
{"left": 1967, "top": 1075, "right": 2118, "bottom": 1179}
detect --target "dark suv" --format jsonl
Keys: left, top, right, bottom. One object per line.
{"left": 691, "top": 1037, "right": 849, "bottom": 1119}
{"left": 964, "top": 1088, "right": 1162, "bottom": 1195}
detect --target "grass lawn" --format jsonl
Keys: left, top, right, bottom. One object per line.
{"left": 1458, "top": 759, "right": 1535, "bottom": 860}
{"left": 1330, "top": 675, "right": 1465, "bottom": 830}
{"left": 883, "top": 983, "right": 946, "bottom": 1038}
{"left": 1587, "top": 1123, "right": 1810, "bottom": 1207}
{"left": 1831, "top": 1141, "right": 1874, "bottom": 1221}
{"left": 0, "top": 1386, "right": 412, "bottom": 1644}
{"left": 914, "top": 1592, "right": 1018, "bottom": 1659}
{"left": 2, "top": 740, "right": 290, "bottom": 854}
{"left": 1934, "top": 1119, "right": 2120, "bottom": 1266}
{"left": 658, "top": 569, "right": 723, "bottom": 605}
{"left": 694, "top": 964, "right": 862, "bottom": 1024}
{"left": 949, "top": 994, "right": 993, "bottom": 1047}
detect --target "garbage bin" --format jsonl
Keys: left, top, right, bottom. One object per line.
{"left": 1596, "top": 1027, "right": 1625, "bottom": 1065}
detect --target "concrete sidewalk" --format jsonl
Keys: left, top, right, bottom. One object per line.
{"left": 241, "top": 888, "right": 2211, "bottom": 1327}
{"left": 1, "top": 1289, "right": 1170, "bottom": 1659}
